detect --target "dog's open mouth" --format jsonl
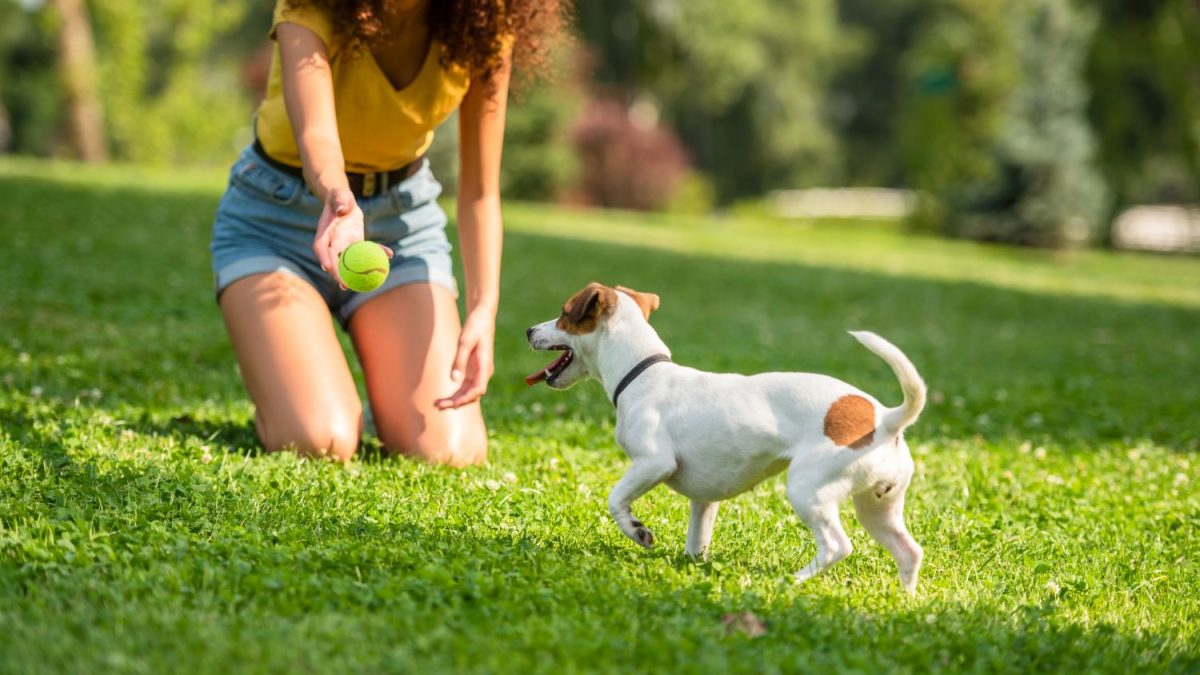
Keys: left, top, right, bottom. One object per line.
{"left": 525, "top": 346, "right": 573, "bottom": 386}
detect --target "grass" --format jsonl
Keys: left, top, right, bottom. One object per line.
{"left": 1, "top": 157, "right": 1198, "bottom": 674}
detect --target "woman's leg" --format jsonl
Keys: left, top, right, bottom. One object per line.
{"left": 348, "top": 282, "right": 487, "bottom": 467}
{"left": 219, "top": 271, "right": 363, "bottom": 461}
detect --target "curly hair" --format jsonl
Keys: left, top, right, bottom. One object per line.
{"left": 286, "top": 0, "right": 572, "bottom": 87}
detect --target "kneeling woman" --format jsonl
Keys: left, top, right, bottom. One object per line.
{"left": 210, "top": 0, "right": 568, "bottom": 463}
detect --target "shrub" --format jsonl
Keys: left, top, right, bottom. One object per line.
{"left": 568, "top": 97, "right": 689, "bottom": 211}
{"left": 426, "top": 42, "right": 581, "bottom": 203}
{"left": 900, "top": 0, "right": 1108, "bottom": 248}
{"left": 90, "top": 0, "right": 254, "bottom": 166}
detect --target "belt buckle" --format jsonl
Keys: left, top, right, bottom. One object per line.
{"left": 362, "top": 173, "right": 377, "bottom": 198}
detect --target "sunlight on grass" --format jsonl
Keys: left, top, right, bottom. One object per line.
{"left": 503, "top": 203, "right": 1200, "bottom": 309}
{"left": 1, "top": 160, "right": 1198, "bottom": 673}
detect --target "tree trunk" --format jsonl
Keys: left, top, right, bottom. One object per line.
{"left": 53, "top": 0, "right": 108, "bottom": 162}
{"left": 0, "top": 99, "right": 11, "bottom": 153}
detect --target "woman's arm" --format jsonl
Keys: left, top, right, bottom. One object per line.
{"left": 276, "top": 22, "right": 377, "bottom": 286}
{"left": 435, "top": 56, "right": 511, "bottom": 410}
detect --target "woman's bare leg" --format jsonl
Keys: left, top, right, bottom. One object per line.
{"left": 349, "top": 283, "right": 487, "bottom": 467}
{"left": 219, "top": 272, "right": 363, "bottom": 461}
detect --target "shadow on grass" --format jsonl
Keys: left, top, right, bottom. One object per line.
{"left": 2, "top": 175, "right": 1198, "bottom": 452}
{"left": 496, "top": 231, "right": 1200, "bottom": 451}
{"left": 153, "top": 412, "right": 262, "bottom": 454}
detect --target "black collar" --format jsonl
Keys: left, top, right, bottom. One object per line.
{"left": 611, "top": 354, "right": 672, "bottom": 407}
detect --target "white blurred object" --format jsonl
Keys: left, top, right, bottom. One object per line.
{"left": 1111, "top": 205, "right": 1200, "bottom": 253}
{"left": 769, "top": 188, "right": 917, "bottom": 219}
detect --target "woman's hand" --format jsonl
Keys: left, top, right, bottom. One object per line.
{"left": 436, "top": 54, "right": 509, "bottom": 412}
{"left": 312, "top": 187, "right": 385, "bottom": 289}
{"left": 435, "top": 308, "right": 496, "bottom": 410}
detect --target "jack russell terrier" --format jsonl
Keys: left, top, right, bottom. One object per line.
{"left": 525, "top": 282, "right": 927, "bottom": 592}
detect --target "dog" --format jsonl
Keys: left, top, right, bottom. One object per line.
{"left": 525, "top": 282, "right": 927, "bottom": 592}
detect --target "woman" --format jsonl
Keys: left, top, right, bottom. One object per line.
{"left": 210, "top": 0, "right": 567, "bottom": 464}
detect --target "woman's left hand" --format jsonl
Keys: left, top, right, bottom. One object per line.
{"left": 435, "top": 308, "right": 496, "bottom": 410}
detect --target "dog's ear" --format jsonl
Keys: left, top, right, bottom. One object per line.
{"left": 559, "top": 282, "right": 618, "bottom": 334}
{"left": 616, "top": 285, "right": 660, "bottom": 320}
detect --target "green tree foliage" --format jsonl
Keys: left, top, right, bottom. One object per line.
{"left": 832, "top": 0, "right": 930, "bottom": 186}
{"left": 576, "top": 0, "right": 855, "bottom": 202}
{"left": 89, "top": 0, "right": 252, "bottom": 165}
{"left": 0, "top": 3, "right": 60, "bottom": 155}
{"left": 898, "top": 0, "right": 1017, "bottom": 209}
{"left": 424, "top": 47, "right": 582, "bottom": 203}
{"left": 497, "top": 48, "right": 582, "bottom": 202}
{"left": 1087, "top": 0, "right": 1200, "bottom": 207}
{"left": 900, "top": 0, "right": 1107, "bottom": 247}
{"left": 5, "top": 0, "right": 1199, "bottom": 242}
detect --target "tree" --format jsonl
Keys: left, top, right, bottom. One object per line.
{"left": 1, "top": 2, "right": 61, "bottom": 156}
{"left": 1087, "top": 0, "right": 1200, "bottom": 209}
{"left": 89, "top": 0, "right": 253, "bottom": 165}
{"left": 52, "top": 0, "right": 107, "bottom": 161}
{"left": 832, "top": 0, "right": 932, "bottom": 186}
{"left": 425, "top": 43, "right": 582, "bottom": 203}
{"left": 899, "top": 0, "right": 1107, "bottom": 248}
{"left": 0, "top": 100, "right": 9, "bottom": 153}
{"left": 575, "top": 0, "right": 853, "bottom": 203}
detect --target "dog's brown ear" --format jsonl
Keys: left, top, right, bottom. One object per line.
{"left": 559, "top": 282, "right": 618, "bottom": 334}
{"left": 616, "top": 285, "right": 660, "bottom": 320}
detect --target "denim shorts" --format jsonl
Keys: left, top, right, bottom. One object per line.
{"left": 210, "top": 144, "right": 458, "bottom": 328}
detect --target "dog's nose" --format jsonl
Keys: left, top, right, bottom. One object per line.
{"left": 526, "top": 326, "right": 535, "bottom": 340}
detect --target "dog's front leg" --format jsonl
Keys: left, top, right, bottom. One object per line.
{"left": 685, "top": 500, "right": 719, "bottom": 560}
{"left": 608, "top": 456, "right": 677, "bottom": 549}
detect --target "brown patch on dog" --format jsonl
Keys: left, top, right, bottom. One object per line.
{"left": 824, "top": 395, "right": 876, "bottom": 450}
{"left": 557, "top": 282, "right": 618, "bottom": 335}
{"left": 616, "top": 285, "right": 660, "bottom": 320}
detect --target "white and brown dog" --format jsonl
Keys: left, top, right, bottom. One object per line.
{"left": 525, "top": 282, "right": 928, "bottom": 592}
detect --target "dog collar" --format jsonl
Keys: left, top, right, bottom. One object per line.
{"left": 611, "top": 354, "right": 672, "bottom": 408}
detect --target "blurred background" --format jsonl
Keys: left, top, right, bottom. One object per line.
{"left": 3, "top": 0, "right": 1198, "bottom": 251}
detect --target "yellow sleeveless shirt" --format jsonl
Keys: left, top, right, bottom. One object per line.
{"left": 255, "top": 0, "right": 470, "bottom": 173}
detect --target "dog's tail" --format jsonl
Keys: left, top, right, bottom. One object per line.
{"left": 849, "top": 331, "right": 926, "bottom": 437}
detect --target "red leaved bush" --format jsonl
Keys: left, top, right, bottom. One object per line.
{"left": 568, "top": 98, "right": 689, "bottom": 211}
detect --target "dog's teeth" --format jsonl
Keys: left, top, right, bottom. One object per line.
{"left": 544, "top": 369, "right": 552, "bottom": 378}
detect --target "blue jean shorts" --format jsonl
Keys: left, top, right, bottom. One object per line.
{"left": 210, "top": 144, "right": 458, "bottom": 328}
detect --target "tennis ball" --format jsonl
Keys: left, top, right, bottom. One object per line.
{"left": 338, "top": 241, "right": 390, "bottom": 293}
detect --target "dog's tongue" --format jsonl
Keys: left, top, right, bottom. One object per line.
{"left": 524, "top": 351, "right": 570, "bottom": 386}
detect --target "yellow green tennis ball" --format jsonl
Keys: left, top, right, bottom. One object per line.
{"left": 338, "top": 241, "right": 390, "bottom": 293}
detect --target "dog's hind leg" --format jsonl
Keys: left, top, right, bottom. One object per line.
{"left": 685, "top": 500, "right": 719, "bottom": 560}
{"left": 608, "top": 456, "right": 677, "bottom": 549}
{"left": 787, "top": 470, "right": 853, "bottom": 584}
{"left": 853, "top": 482, "right": 923, "bottom": 594}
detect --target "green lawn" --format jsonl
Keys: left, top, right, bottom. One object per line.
{"left": 1, "top": 158, "right": 1198, "bottom": 674}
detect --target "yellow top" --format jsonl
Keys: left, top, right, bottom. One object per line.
{"left": 255, "top": 0, "right": 471, "bottom": 173}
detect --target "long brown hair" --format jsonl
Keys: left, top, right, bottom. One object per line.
{"left": 287, "top": 0, "right": 572, "bottom": 86}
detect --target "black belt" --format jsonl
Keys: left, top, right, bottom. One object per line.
{"left": 252, "top": 139, "right": 422, "bottom": 199}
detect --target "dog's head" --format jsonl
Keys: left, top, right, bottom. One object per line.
{"left": 525, "top": 282, "right": 660, "bottom": 389}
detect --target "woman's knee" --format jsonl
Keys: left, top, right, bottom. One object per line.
{"left": 258, "top": 406, "right": 363, "bottom": 462}
{"left": 378, "top": 411, "right": 487, "bottom": 467}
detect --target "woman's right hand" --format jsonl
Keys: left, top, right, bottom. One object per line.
{"left": 312, "top": 187, "right": 373, "bottom": 289}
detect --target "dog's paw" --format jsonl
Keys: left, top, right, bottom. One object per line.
{"left": 634, "top": 526, "right": 655, "bottom": 548}
{"left": 793, "top": 565, "right": 818, "bottom": 584}
{"left": 630, "top": 519, "right": 655, "bottom": 549}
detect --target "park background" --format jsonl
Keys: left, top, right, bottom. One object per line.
{"left": 2, "top": 1, "right": 1199, "bottom": 673}
{"left": 5, "top": 0, "right": 1200, "bottom": 247}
